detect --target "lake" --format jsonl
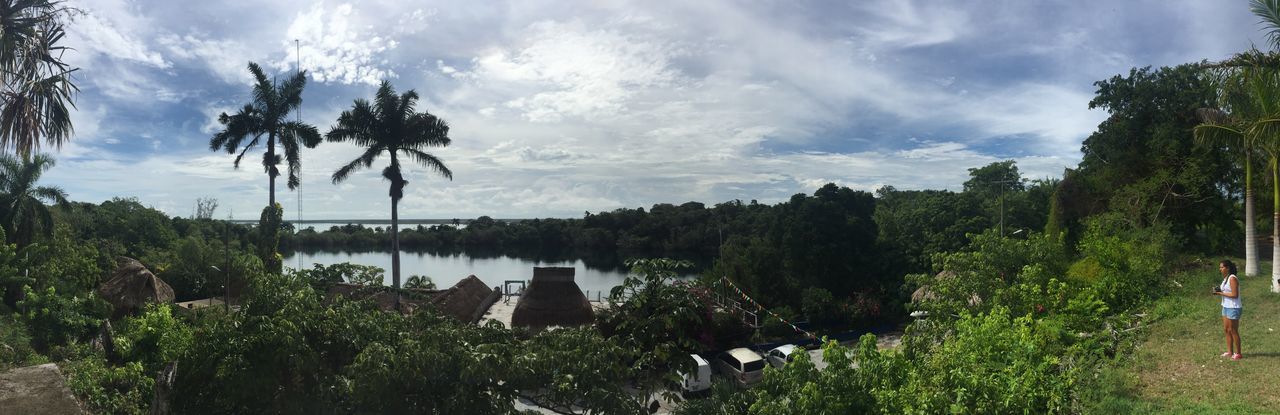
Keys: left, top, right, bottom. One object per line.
{"left": 283, "top": 250, "right": 642, "bottom": 298}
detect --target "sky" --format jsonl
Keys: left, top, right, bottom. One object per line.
{"left": 44, "top": 0, "right": 1265, "bottom": 220}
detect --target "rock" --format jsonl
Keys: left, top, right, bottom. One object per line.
{"left": 0, "top": 363, "right": 86, "bottom": 415}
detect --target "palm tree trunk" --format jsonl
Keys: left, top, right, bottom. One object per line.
{"left": 1272, "top": 157, "right": 1279, "bottom": 292}
{"left": 267, "top": 133, "right": 277, "bottom": 207}
{"left": 391, "top": 196, "right": 401, "bottom": 290}
{"left": 1246, "top": 157, "right": 1259, "bottom": 276}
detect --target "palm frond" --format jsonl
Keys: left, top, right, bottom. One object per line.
{"left": 331, "top": 145, "right": 383, "bottom": 184}
{"left": 403, "top": 148, "right": 453, "bottom": 180}
{"left": 1253, "top": 0, "right": 1280, "bottom": 50}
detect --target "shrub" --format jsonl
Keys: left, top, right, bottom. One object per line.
{"left": 17, "top": 286, "right": 108, "bottom": 351}
{"left": 115, "top": 304, "right": 192, "bottom": 373}
{"left": 66, "top": 357, "right": 153, "bottom": 415}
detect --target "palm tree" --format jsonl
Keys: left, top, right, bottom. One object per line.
{"left": 0, "top": 0, "right": 78, "bottom": 157}
{"left": 1196, "top": 76, "right": 1261, "bottom": 277}
{"left": 327, "top": 81, "right": 453, "bottom": 290}
{"left": 0, "top": 152, "right": 66, "bottom": 246}
{"left": 209, "top": 62, "right": 321, "bottom": 207}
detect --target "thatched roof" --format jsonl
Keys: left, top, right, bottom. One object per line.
{"left": 325, "top": 283, "right": 432, "bottom": 313}
{"left": 512, "top": 267, "right": 593, "bottom": 330}
{"left": 97, "top": 257, "right": 174, "bottom": 318}
{"left": 429, "top": 275, "right": 497, "bottom": 324}
{"left": 324, "top": 276, "right": 497, "bottom": 323}
{"left": 911, "top": 270, "right": 981, "bottom": 306}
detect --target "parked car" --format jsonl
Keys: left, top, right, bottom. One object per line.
{"left": 677, "top": 354, "right": 712, "bottom": 397}
{"left": 764, "top": 344, "right": 804, "bottom": 368}
{"left": 713, "top": 348, "right": 765, "bottom": 386}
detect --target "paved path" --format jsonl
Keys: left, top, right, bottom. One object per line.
{"left": 0, "top": 363, "right": 85, "bottom": 415}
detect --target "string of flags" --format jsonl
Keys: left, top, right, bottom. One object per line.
{"left": 717, "top": 276, "right": 817, "bottom": 340}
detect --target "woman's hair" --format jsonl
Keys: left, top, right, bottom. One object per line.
{"left": 1221, "top": 260, "right": 1237, "bottom": 276}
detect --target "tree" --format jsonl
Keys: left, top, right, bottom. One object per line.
{"left": 327, "top": 80, "right": 453, "bottom": 290}
{"left": 1205, "top": 0, "right": 1280, "bottom": 291}
{"left": 1195, "top": 76, "right": 1263, "bottom": 277}
{"left": 0, "top": 152, "right": 66, "bottom": 245}
{"left": 0, "top": 0, "right": 78, "bottom": 157}
{"left": 208, "top": 62, "right": 321, "bottom": 207}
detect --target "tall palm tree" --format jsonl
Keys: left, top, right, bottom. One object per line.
{"left": 209, "top": 62, "right": 321, "bottom": 207}
{"left": 0, "top": 152, "right": 66, "bottom": 246}
{"left": 327, "top": 81, "right": 453, "bottom": 290}
{"left": 0, "top": 0, "right": 78, "bottom": 158}
{"left": 1196, "top": 75, "right": 1261, "bottom": 277}
{"left": 1248, "top": 0, "right": 1280, "bottom": 293}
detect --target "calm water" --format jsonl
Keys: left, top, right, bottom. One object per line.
{"left": 283, "top": 250, "right": 639, "bottom": 296}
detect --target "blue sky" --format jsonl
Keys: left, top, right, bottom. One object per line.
{"left": 47, "top": 0, "right": 1263, "bottom": 219}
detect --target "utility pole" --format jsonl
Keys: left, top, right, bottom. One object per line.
{"left": 983, "top": 179, "right": 1019, "bottom": 237}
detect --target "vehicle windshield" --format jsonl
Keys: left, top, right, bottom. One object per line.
{"left": 744, "top": 359, "right": 765, "bottom": 372}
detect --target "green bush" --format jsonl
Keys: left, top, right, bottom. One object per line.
{"left": 66, "top": 357, "right": 153, "bottom": 415}
{"left": 0, "top": 313, "right": 46, "bottom": 370}
{"left": 17, "top": 286, "right": 108, "bottom": 351}
{"left": 115, "top": 304, "right": 192, "bottom": 373}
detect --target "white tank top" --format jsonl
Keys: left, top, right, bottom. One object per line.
{"left": 1221, "top": 275, "right": 1242, "bottom": 308}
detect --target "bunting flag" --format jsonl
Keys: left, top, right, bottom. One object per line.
{"left": 716, "top": 276, "right": 817, "bottom": 340}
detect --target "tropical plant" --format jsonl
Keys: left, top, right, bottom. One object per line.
{"left": 0, "top": 0, "right": 78, "bottom": 157}
{"left": 1204, "top": 0, "right": 1280, "bottom": 291}
{"left": 327, "top": 80, "right": 453, "bottom": 289}
{"left": 1195, "top": 73, "right": 1263, "bottom": 277}
{"left": 0, "top": 152, "right": 66, "bottom": 245}
{"left": 208, "top": 62, "right": 321, "bottom": 207}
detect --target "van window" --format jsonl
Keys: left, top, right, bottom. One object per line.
{"left": 743, "top": 359, "right": 765, "bottom": 372}
{"left": 721, "top": 354, "right": 741, "bottom": 369}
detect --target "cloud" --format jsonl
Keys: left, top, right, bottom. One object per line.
{"left": 66, "top": 0, "right": 169, "bottom": 68}
{"left": 274, "top": 3, "right": 398, "bottom": 85}
{"left": 39, "top": 0, "right": 1266, "bottom": 219}
{"left": 157, "top": 33, "right": 253, "bottom": 84}
{"left": 463, "top": 20, "right": 682, "bottom": 122}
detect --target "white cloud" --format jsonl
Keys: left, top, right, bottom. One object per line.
{"left": 66, "top": 0, "right": 169, "bottom": 68}
{"left": 274, "top": 3, "right": 398, "bottom": 85}
{"left": 464, "top": 20, "right": 682, "bottom": 122}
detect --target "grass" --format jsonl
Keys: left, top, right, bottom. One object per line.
{"left": 1100, "top": 261, "right": 1280, "bottom": 414}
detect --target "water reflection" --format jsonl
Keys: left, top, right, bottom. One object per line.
{"left": 284, "top": 249, "right": 650, "bottom": 294}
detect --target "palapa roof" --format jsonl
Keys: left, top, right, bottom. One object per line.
{"left": 325, "top": 275, "right": 497, "bottom": 323}
{"left": 910, "top": 270, "right": 981, "bottom": 306}
{"left": 325, "top": 283, "right": 432, "bottom": 313}
{"left": 512, "top": 267, "right": 594, "bottom": 330}
{"left": 428, "top": 275, "right": 496, "bottom": 324}
{"left": 98, "top": 257, "right": 175, "bottom": 318}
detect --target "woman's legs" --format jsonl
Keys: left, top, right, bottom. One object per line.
{"left": 1223, "top": 316, "right": 1235, "bottom": 354}
{"left": 1230, "top": 317, "right": 1242, "bottom": 355}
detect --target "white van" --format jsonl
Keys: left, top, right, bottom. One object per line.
{"left": 678, "top": 354, "right": 712, "bottom": 397}
{"left": 713, "top": 348, "right": 765, "bottom": 386}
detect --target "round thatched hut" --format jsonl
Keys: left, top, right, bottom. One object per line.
{"left": 97, "top": 257, "right": 174, "bottom": 318}
{"left": 511, "top": 267, "right": 593, "bottom": 330}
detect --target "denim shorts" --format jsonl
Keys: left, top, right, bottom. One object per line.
{"left": 1223, "top": 307, "right": 1242, "bottom": 320}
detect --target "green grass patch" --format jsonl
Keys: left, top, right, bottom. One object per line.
{"left": 1102, "top": 261, "right": 1280, "bottom": 414}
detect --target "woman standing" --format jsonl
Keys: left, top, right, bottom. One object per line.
{"left": 1215, "top": 260, "right": 1243, "bottom": 360}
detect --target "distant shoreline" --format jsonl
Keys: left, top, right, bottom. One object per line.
{"left": 227, "top": 218, "right": 532, "bottom": 225}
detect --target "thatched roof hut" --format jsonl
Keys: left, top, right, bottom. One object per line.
{"left": 429, "top": 275, "right": 498, "bottom": 324}
{"left": 325, "top": 283, "right": 431, "bottom": 313}
{"left": 324, "top": 276, "right": 497, "bottom": 323}
{"left": 910, "top": 270, "right": 981, "bottom": 306}
{"left": 512, "top": 267, "right": 593, "bottom": 330}
{"left": 98, "top": 257, "right": 174, "bottom": 318}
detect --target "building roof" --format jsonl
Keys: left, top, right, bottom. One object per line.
{"left": 511, "top": 267, "right": 594, "bottom": 330}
